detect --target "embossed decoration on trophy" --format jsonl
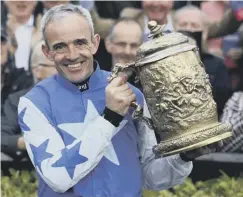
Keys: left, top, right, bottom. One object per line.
{"left": 108, "top": 21, "right": 232, "bottom": 157}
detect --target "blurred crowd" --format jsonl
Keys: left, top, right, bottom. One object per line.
{"left": 1, "top": 0, "right": 243, "bottom": 176}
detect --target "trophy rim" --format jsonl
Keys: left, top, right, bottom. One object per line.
{"left": 159, "top": 132, "right": 232, "bottom": 157}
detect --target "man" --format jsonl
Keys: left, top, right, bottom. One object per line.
{"left": 174, "top": 5, "right": 232, "bottom": 117}
{"left": 18, "top": 4, "right": 217, "bottom": 197}
{"left": 120, "top": 0, "right": 174, "bottom": 41}
{"left": 1, "top": 40, "right": 57, "bottom": 174}
{"left": 105, "top": 18, "right": 143, "bottom": 92}
{"left": 105, "top": 18, "right": 143, "bottom": 68}
{"left": 4, "top": 1, "right": 38, "bottom": 70}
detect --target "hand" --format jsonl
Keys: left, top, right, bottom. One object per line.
{"left": 17, "top": 136, "right": 26, "bottom": 150}
{"left": 105, "top": 75, "right": 136, "bottom": 116}
{"left": 180, "top": 141, "right": 223, "bottom": 161}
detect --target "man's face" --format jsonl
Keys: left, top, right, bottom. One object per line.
{"left": 32, "top": 54, "right": 57, "bottom": 82}
{"left": 105, "top": 22, "right": 142, "bottom": 67}
{"left": 43, "top": 1, "right": 70, "bottom": 9}
{"left": 42, "top": 13, "right": 100, "bottom": 83}
{"left": 175, "top": 10, "right": 203, "bottom": 32}
{"left": 142, "top": 0, "right": 173, "bottom": 23}
{"left": 5, "top": 1, "right": 37, "bottom": 22}
{"left": 1, "top": 38, "right": 8, "bottom": 66}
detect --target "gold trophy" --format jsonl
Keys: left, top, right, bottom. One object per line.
{"left": 108, "top": 21, "right": 232, "bottom": 157}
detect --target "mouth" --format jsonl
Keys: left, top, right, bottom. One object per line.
{"left": 16, "top": 4, "right": 27, "bottom": 11}
{"left": 149, "top": 7, "right": 164, "bottom": 13}
{"left": 65, "top": 62, "right": 84, "bottom": 71}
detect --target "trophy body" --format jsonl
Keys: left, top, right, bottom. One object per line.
{"left": 109, "top": 21, "right": 232, "bottom": 157}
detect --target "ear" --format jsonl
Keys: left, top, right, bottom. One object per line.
{"left": 91, "top": 34, "right": 100, "bottom": 55}
{"left": 104, "top": 37, "right": 112, "bottom": 53}
{"left": 42, "top": 44, "right": 53, "bottom": 61}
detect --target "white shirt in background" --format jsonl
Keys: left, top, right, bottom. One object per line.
{"left": 15, "top": 15, "right": 34, "bottom": 71}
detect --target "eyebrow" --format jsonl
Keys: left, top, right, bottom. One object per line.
{"left": 52, "top": 42, "right": 67, "bottom": 49}
{"left": 73, "top": 38, "right": 89, "bottom": 45}
{"left": 52, "top": 38, "right": 89, "bottom": 49}
{"left": 38, "top": 63, "right": 55, "bottom": 67}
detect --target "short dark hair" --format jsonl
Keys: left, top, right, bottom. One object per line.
{"left": 107, "top": 17, "right": 143, "bottom": 41}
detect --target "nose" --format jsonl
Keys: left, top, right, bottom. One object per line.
{"left": 124, "top": 44, "right": 132, "bottom": 55}
{"left": 66, "top": 44, "right": 79, "bottom": 61}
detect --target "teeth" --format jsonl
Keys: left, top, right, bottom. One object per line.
{"left": 68, "top": 63, "right": 81, "bottom": 68}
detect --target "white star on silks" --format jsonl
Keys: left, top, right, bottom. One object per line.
{"left": 58, "top": 100, "right": 127, "bottom": 166}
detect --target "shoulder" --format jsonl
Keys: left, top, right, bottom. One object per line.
{"left": 203, "top": 52, "right": 224, "bottom": 64}
{"left": 225, "top": 91, "right": 243, "bottom": 111}
{"left": 202, "top": 52, "right": 226, "bottom": 70}
{"left": 23, "top": 76, "right": 57, "bottom": 107}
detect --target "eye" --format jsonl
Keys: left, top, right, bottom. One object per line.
{"left": 77, "top": 40, "right": 84, "bottom": 45}
{"left": 54, "top": 45, "right": 64, "bottom": 51}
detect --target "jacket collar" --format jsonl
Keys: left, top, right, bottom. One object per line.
{"left": 56, "top": 61, "right": 106, "bottom": 93}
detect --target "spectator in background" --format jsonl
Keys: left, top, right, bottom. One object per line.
{"left": 1, "top": 40, "right": 57, "bottom": 175}
{"left": 1, "top": 27, "right": 33, "bottom": 113}
{"left": 220, "top": 70, "right": 243, "bottom": 153}
{"left": 4, "top": 1, "right": 39, "bottom": 71}
{"left": 200, "top": 1, "right": 226, "bottom": 57}
{"left": 105, "top": 18, "right": 143, "bottom": 90}
{"left": 206, "top": 1, "right": 243, "bottom": 91}
{"left": 105, "top": 18, "right": 143, "bottom": 68}
{"left": 174, "top": 5, "right": 232, "bottom": 117}
{"left": 120, "top": 0, "right": 174, "bottom": 41}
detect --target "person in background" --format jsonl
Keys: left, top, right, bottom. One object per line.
{"left": 174, "top": 5, "right": 232, "bottom": 117}
{"left": 1, "top": 27, "right": 33, "bottom": 113}
{"left": 120, "top": 0, "right": 174, "bottom": 41}
{"left": 1, "top": 40, "right": 57, "bottom": 175}
{"left": 105, "top": 18, "right": 143, "bottom": 69}
{"left": 4, "top": 1, "right": 38, "bottom": 71}
{"left": 206, "top": 1, "right": 243, "bottom": 91}
{"left": 219, "top": 67, "right": 243, "bottom": 153}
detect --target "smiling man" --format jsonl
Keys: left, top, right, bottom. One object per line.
{"left": 17, "top": 4, "right": 195, "bottom": 197}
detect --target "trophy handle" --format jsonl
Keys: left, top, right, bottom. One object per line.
{"left": 108, "top": 63, "right": 154, "bottom": 130}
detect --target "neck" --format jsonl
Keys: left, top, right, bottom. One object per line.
{"left": 17, "top": 15, "right": 31, "bottom": 24}
{"left": 157, "top": 17, "right": 167, "bottom": 26}
{"left": 111, "top": 58, "right": 116, "bottom": 70}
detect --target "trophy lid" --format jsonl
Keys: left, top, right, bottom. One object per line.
{"left": 135, "top": 21, "right": 197, "bottom": 67}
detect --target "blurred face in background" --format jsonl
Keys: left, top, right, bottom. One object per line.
{"left": 142, "top": 0, "right": 173, "bottom": 24}
{"left": 42, "top": 1, "right": 70, "bottom": 10}
{"left": 175, "top": 9, "right": 204, "bottom": 32}
{"left": 31, "top": 42, "right": 57, "bottom": 82}
{"left": 105, "top": 21, "right": 142, "bottom": 67}
{"left": 4, "top": 1, "right": 37, "bottom": 24}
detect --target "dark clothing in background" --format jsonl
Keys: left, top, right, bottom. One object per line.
{"left": 95, "top": 1, "right": 141, "bottom": 19}
{"left": 202, "top": 53, "right": 232, "bottom": 117}
{"left": 1, "top": 58, "right": 33, "bottom": 113}
{"left": 173, "top": 1, "right": 202, "bottom": 10}
{"left": 1, "top": 88, "right": 31, "bottom": 160}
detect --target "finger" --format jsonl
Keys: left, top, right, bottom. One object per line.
{"left": 116, "top": 83, "right": 130, "bottom": 92}
{"left": 127, "top": 93, "right": 136, "bottom": 104}
{"left": 121, "top": 88, "right": 133, "bottom": 97}
{"left": 109, "top": 76, "right": 125, "bottom": 87}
